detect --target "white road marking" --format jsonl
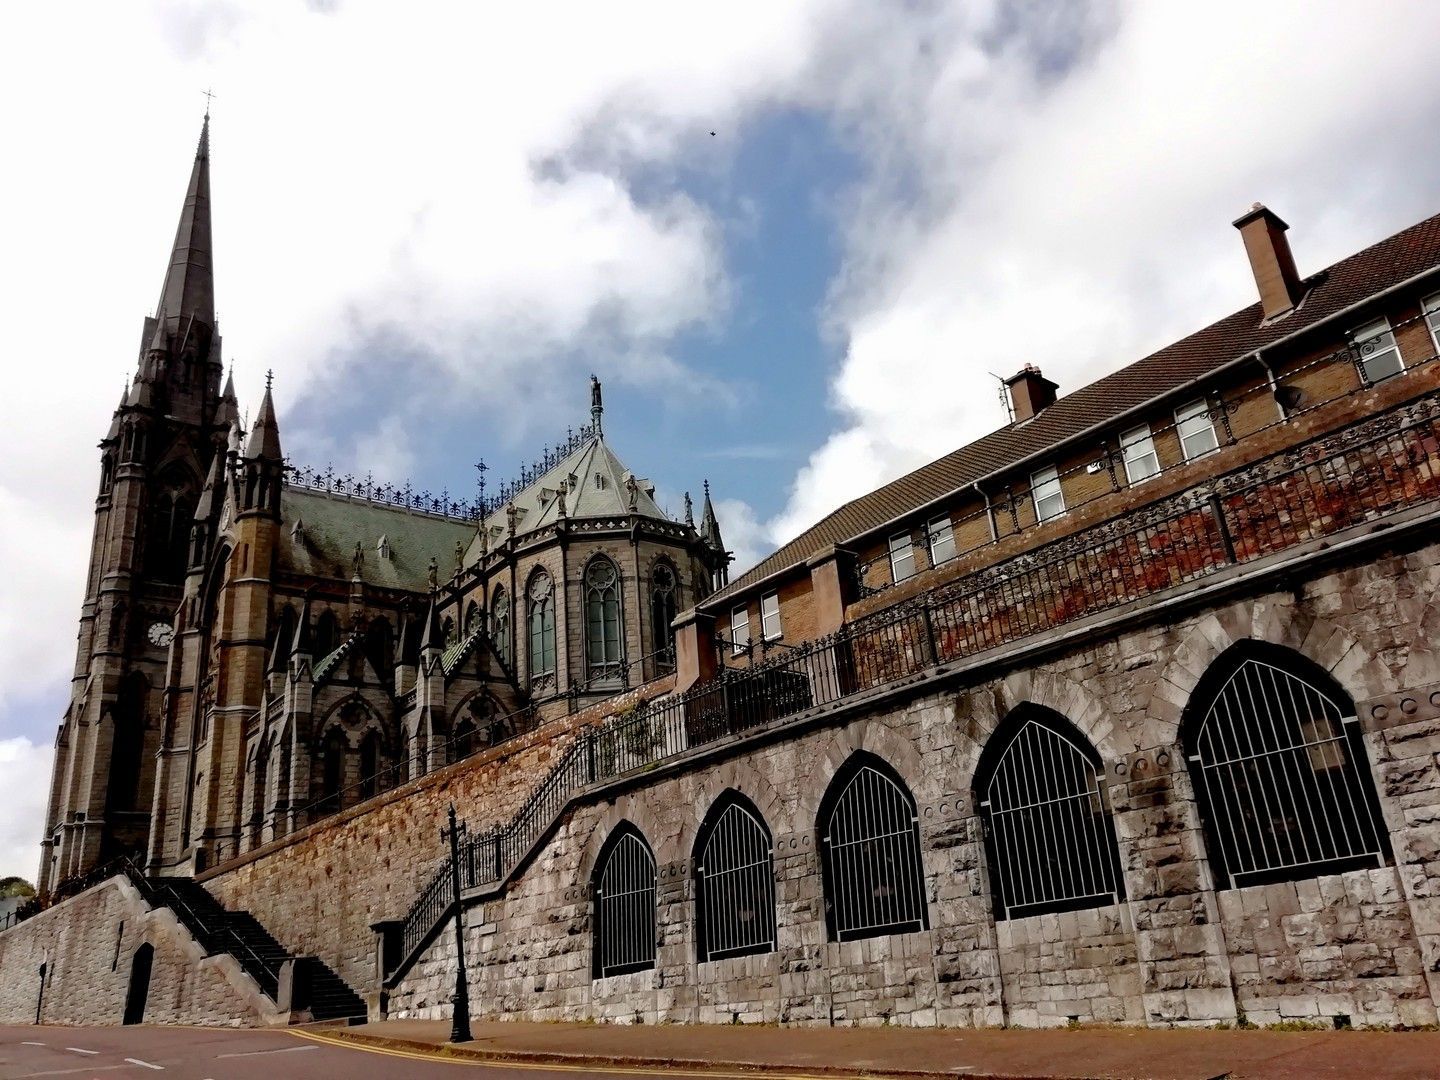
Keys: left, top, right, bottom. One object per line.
{"left": 124, "top": 1058, "right": 165, "bottom": 1070}
{"left": 12, "top": 1065, "right": 131, "bottom": 1078}
{"left": 64, "top": 1047, "right": 99, "bottom": 1054}
{"left": 215, "top": 1044, "right": 319, "bottom": 1059}
{"left": 20, "top": 1040, "right": 47, "bottom": 1045}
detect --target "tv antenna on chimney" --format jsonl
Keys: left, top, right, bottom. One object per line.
{"left": 989, "top": 372, "right": 1015, "bottom": 424}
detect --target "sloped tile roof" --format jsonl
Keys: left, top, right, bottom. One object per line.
{"left": 707, "top": 210, "right": 1440, "bottom": 605}
{"left": 464, "top": 435, "right": 671, "bottom": 564}
{"left": 278, "top": 488, "right": 474, "bottom": 593}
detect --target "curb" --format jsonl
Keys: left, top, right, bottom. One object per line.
{"left": 295, "top": 1027, "right": 1053, "bottom": 1079}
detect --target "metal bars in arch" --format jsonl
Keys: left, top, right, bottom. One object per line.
{"left": 1183, "top": 643, "right": 1390, "bottom": 890}
{"left": 695, "top": 795, "right": 777, "bottom": 963}
{"left": 591, "top": 824, "right": 657, "bottom": 978}
{"left": 975, "top": 705, "right": 1124, "bottom": 920}
{"left": 819, "top": 754, "right": 928, "bottom": 942}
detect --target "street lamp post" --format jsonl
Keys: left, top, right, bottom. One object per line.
{"left": 442, "top": 802, "right": 473, "bottom": 1044}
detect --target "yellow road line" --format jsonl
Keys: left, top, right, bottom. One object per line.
{"left": 287, "top": 1028, "right": 886, "bottom": 1079}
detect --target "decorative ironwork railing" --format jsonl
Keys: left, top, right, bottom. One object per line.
{"left": 385, "top": 385, "right": 1440, "bottom": 985}
{"left": 285, "top": 462, "right": 482, "bottom": 521}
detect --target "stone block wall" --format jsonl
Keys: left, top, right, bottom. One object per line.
{"left": 0, "top": 876, "right": 277, "bottom": 1026}
{"left": 386, "top": 540, "right": 1440, "bottom": 1030}
{"left": 203, "top": 678, "right": 673, "bottom": 993}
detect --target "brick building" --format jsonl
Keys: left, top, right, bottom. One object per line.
{"left": 4, "top": 117, "right": 1440, "bottom": 1031}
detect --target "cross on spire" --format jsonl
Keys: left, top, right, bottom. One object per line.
{"left": 202, "top": 87, "right": 216, "bottom": 118}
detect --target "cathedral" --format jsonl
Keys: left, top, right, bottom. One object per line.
{"left": 39, "top": 115, "right": 730, "bottom": 894}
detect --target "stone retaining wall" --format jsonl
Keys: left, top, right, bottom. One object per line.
{"left": 0, "top": 876, "right": 277, "bottom": 1026}
{"left": 388, "top": 543, "right": 1440, "bottom": 1029}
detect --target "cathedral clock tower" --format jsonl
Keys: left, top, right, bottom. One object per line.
{"left": 38, "top": 114, "right": 236, "bottom": 892}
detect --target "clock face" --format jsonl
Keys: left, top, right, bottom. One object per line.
{"left": 147, "top": 621, "right": 175, "bottom": 648}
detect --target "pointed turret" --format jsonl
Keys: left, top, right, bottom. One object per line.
{"left": 104, "top": 383, "right": 127, "bottom": 442}
{"left": 193, "top": 445, "right": 225, "bottom": 522}
{"left": 153, "top": 114, "right": 214, "bottom": 338}
{"left": 700, "top": 479, "right": 730, "bottom": 589}
{"left": 213, "top": 368, "right": 238, "bottom": 430}
{"left": 700, "top": 480, "right": 724, "bottom": 552}
{"left": 244, "top": 374, "right": 282, "bottom": 461}
{"left": 419, "top": 593, "right": 444, "bottom": 655}
{"left": 291, "top": 598, "right": 313, "bottom": 660}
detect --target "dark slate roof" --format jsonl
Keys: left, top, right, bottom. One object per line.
{"left": 278, "top": 487, "right": 474, "bottom": 593}
{"left": 707, "top": 210, "right": 1440, "bottom": 606}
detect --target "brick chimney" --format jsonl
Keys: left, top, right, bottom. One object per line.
{"left": 1233, "top": 203, "right": 1304, "bottom": 320}
{"left": 1005, "top": 365, "right": 1058, "bottom": 423}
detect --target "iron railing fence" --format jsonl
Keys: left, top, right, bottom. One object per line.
{"left": 119, "top": 864, "right": 285, "bottom": 1002}
{"left": 385, "top": 385, "right": 1440, "bottom": 982}
{"left": 2, "top": 856, "right": 284, "bottom": 1002}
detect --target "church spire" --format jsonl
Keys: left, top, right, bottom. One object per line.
{"left": 244, "top": 371, "right": 282, "bottom": 461}
{"left": 153, "top": 113, "right": 214, "bottom": 338}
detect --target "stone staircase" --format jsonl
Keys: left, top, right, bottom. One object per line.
{"left": 133, "top": 872, "right": 366, "bottom": 1023}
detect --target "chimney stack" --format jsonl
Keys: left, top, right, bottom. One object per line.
{"left": 1005, "top": 365, "right": 1058, "bottom": 423}
{"left": 1234, "top": 203, "right": 1304, "bottom": 320}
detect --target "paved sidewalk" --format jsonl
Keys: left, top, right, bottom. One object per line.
{"left": 315, "top": 1019, "right": 1440, "bottom": 1079}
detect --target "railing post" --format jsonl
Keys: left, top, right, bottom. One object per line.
{"left": 920, "top": 601, "right": 938, "bottom": 666}
{"left": 586, "top": 732, "right": 597, "bottom": 784}
{"left": 1207, "top": 492, "right": 1237, "bottom": 563}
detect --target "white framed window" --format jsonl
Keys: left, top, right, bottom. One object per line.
{"left": 1119, "top": 424, "right": 1161, "bottom": 484}
{"left": 1175, "top": 399, "right": 1220, "bottom": 461}
{"left": 1031, "top": 466, "right": 1065, "bottom": 523}
{"left": 760, "top": 592, "right": 782, "bottom": 642}
{"left": 1424, "top": 293, "right": 1440, "bottom": 354}
{"left": 1350, "top": 317, "right": 1404, "bottom": 383}
{"left": 927, "top": 515, "right": 956, "bottom": 566}
{"left": 888, "top": 532, "right": 916, "bottom": 582}
{"left": 730, "top": 605, "right": 750, "bottom": 655}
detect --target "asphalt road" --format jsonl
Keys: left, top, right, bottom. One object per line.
{"left": 0, "top": 1025, "right": 682, "bottom": 1079}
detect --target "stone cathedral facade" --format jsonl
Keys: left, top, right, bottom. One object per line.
{"left": 6, "top": 117, "right": 1440, "bottom": 1034}
{"left": 37, "top": 116, "right": 730, "bottom": 895}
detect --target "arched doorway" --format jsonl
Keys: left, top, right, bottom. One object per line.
{"left": 122, "top": 943, "right": 154, "bottom": 1025}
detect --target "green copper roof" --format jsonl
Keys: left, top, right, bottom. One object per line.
{"left": 279, "top": 487, "right": 473, "bottom": 592}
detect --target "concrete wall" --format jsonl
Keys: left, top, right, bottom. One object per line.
{"left": 0, "top": 876, "right": 277, "bottom": 1027}
{"left": 389, "top": 543, "right": 1440, "bottom": 1029}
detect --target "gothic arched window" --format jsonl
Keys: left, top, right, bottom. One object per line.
{"left": 976, "top": 706, "right": 1124, "bottom": 920}
{"left": 464, "top": 601, "right": 481, "bottom": 638}
{"left": 584, "top": 557, "right": 623, "bottom": 683}
{"left": 592, "top": 823, "right": 656, "bottom": 978}
{"left": 314, "top": 610, "right": 340, "bottom": 658}
{"left": 317, "top": 729, "right": 346, "bottom": 815}
{"left": 492, "top": 588, "right": 511, "bottom": 669}
{"left": 695, "top": 793, "right": 776, "bottom": 962}
{"left": 105, "top": 672, "right": 149, "bottom": 814}
{"left": 650, "top": 563, "right": 678, "bottom": 672}
{"left": 527, "top": 571, "right": 556, "bottom": 683}
{"left": 1184, "top": 643, "right": 1390, "bottom": 890}
{"left": 358, "top": 730, "right": 381, "bottom": 800}
{"left": 818, "top": 754, "right": 928, "bottom": 942}
{"left": 364, "top": 617, "right": 393, "bottom": 678}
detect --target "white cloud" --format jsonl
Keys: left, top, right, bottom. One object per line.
{"left": 0, "top": 739, "right": 51, "bottom": 885}
{"left": 768, "top": 1, "right": 1440, "bottom": 542}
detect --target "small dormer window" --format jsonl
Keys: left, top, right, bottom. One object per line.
{"left": 376, "top": 535, "right": 391, "bottom": 560}
{"left": 595, "top": 472, "right": 605, "bottom": 490}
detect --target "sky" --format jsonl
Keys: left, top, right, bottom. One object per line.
{"left": 3, "top": 0, "right": 1440, "bottom": 883}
